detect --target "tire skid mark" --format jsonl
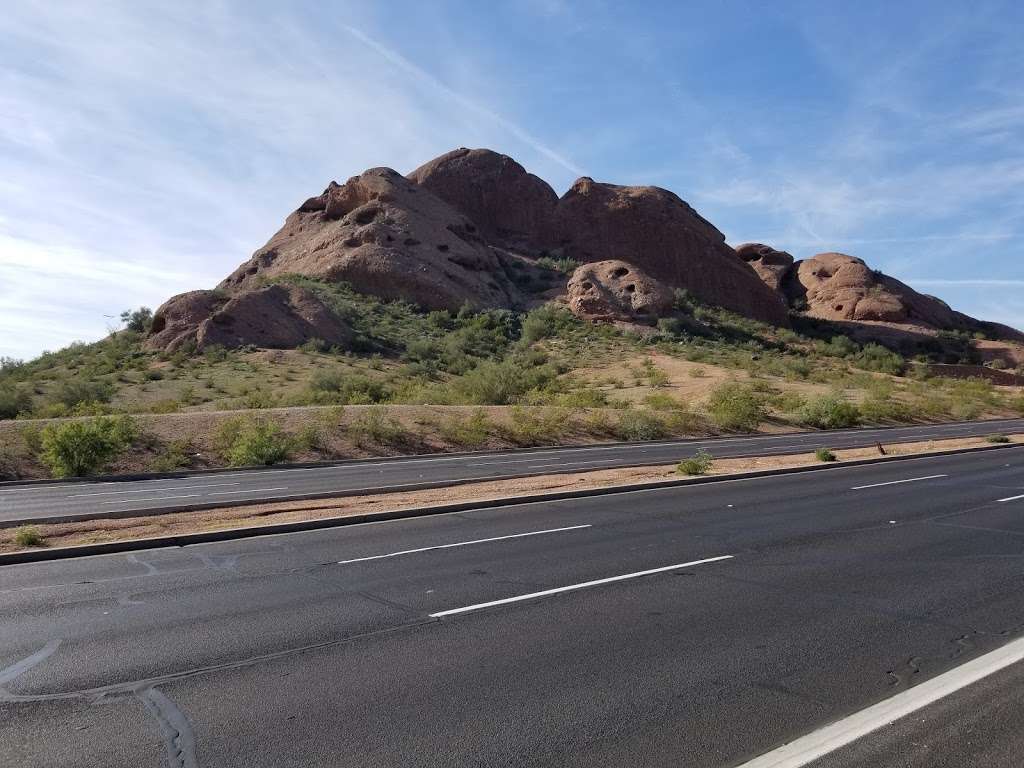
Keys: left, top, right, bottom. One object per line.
{"left": 0, "top": 638, "right": 62, "bottom": 689}
{"left": 137, "top": 685, "right": 199, "bottom": 768}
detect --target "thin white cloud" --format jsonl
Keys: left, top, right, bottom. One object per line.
{"left": 343, "top": 25, "right": 584, "bottom": 176}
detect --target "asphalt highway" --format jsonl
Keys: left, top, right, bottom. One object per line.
{"left": 1, "top": 417, "right": 1022, "bottom": 524}
{"left": 2, "top": 446, "right": 1024, "bottom": 766}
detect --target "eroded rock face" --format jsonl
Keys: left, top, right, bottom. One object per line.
{"left": 220, "top": 167, "right": 520, "bottom": 312}
{"left": 146, "top": 284, "right": 352, "bottom": 352}
{"left": 787, "top": 252, "right": 957, "bottom": 326}
{"left": 407, "top": 148, "right": 557, "bottom": 247}
{"left": 548, "top": 178, "right": 789, "bottom": 326}
{"left": 734, "top": 243, "right": 794, "bottom": 292}
{"left": 566, "top": 260, "right": 674, "bottom": 324}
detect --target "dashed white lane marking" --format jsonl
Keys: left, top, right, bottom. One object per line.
{"left": 850, "top": 474, "right": 948, "bottom": 490}
{"left": 430, "top": 555, "right": 733, "bottom": 617}
{"left": 103, "top": 494, "right": 201, "bottom": 504}
{"left": 733, "top": 633, "right": 1024, "bottom": 768}
{"left": 209, "top": 486, "right": 288, "bottom": 496}
{"left": 997, "top": 493, "right": 1024, "bottom": 503}
{"left": 337, "top": 524, "right": 592, "bottom": 564}
{"left": 67, "top": 482, "right": 241, "bottom": 498}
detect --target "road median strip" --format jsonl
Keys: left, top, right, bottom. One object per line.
{"left": 1, "top": 437, "right": 1021, "bottom": 565}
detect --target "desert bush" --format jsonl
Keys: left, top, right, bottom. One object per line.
{"left": 677, "top": 449, "right": 713, "bottom": 475}
{"left": 437, "top": 409, "right": 494, "bottom": 448}
{"left": 986, "top": 433, "right": 1011, "bottom": 444}
{"left": 49, "top": 377, "right": 114, "bottom": 409}
{"left": 14, "top": 526, "right": 44, "bottom": 548}
{"left": 0, "top": 386, "right": 32, "bottom": 419}
{"left": 814, "top": 447, "right": 837, "bottom": 462}
{"left": 852, "top": 343, "right": 904, "bottom": 375}
{"left": 215, "top": 417, "right": 292, "bottom": 467}
{"left": 149, "top": 439, "right": 193, "bottom": 472}
{"left": 615, "top": 409, "right": 667, "bottom": 441}
{"left": 707, "top": 382, "right": 766, "bottom": 431}
{"left": 582, "top": 409, "right": 615, "bottom": 437}
{"left": 348, "top": 407, "right": 406, "bottom": 447}
{"left": 858, "top": 396, "right": 913, "bottom": 423}
{"left": 504, "top": 407, "right": 571, "bottom": 445}
{"left": 519, "top": 305, "right": 578, "bottom": 345}
{"left": 39, "top": 415, "right": 137, "bottom": 477}
{"left": 798, "top": 395, "right": 860, "bottom": 429}
{"left": 308, "top": 371, "right": 387, "bottom": 405}
{"left": 535, "top": 255, "right": 579, "bottom": 274}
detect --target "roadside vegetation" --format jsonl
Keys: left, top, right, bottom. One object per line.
{"left": 0, "top": 277, "right": 1021, "bottom": 479}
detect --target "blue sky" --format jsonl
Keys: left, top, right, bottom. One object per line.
{"left": 1, "top": 0, "right": 1022, "bottom": 359}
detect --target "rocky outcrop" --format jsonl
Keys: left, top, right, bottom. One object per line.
{"left": 566, "top": 260, "right": 674, "bottom": 324}
{"left": 221, "top": 167, "right": 520, "bottom": 312}
{"left": 547, "top": 178, "right": 789, "bottom": 326}
{"left": 735, "top": 243, "right": 794, "bottom": 292}
{"left": 146, "top": 284, "right": 352, "bottom": 352}
{"left": 407, "top": 148, "right": 557, "bottom": 247}
{"left": 785, "top": 252, "right": 959, "bottom": 326}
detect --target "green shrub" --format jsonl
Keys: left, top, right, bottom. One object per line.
{"left": 707, "top": 382, "right": 766, "bottom": 431}
{"left": 986, "top": 433, "right": 1011, "bottom": 444}
{"left": 814, "top": 447, "right": 837, "bottom": 462}
{"left": 348, "top": 407, "right": 406, "bottom": 447}
{"left": 120, "top": 307, "right": 153, "bottom": 333}
{"left": 437, "top": 409, "right": 494, "bottom": 448}
{"left": 615, "top": 410, "right": 667, "bottom": 441}
{"left": 677, "top": 449, "right": 713, "bottom": 475}
{"left": 519, "top": 305, "right": 577, "bottom": 345}
{"left": 14, "top": 526, "right": 44, "bottom": 548}
{"left": 215, "top": 417, "right": 292, "bottom": 467}
{"left": 149, "top": 439, "right": 193, "bottom": 472}
{"left": 0, "top": 386, "right": 32, "bottom": 419}
{"left": 504, "top": 407, "right": 571, "bottom": 445}
{"left": 535, "top": 255, "right": 579, "bottom": 274}
{"left": 798, "top": 395, "right": 860, "bottom": 429}
{"left": 39, "top": 415, "right": 137, "bottom": 477}
{"left": 50, "top": 377, "right": 114, "bottom": 409}
{"left": 858, "top": 396, "right": 913, "bottom": 423}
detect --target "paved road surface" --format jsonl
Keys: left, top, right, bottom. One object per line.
{"left": 2, "top": 446, "right": 1024, "bottom": 766}
{"left": 2, "top": 417, "right": 1022, "bottom": 524}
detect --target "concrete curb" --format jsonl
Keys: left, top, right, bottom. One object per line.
{"left": 3, "top": 441, "right": 1019, "bottom": 566}
{"left": 2, "top": 416, "right": 1020, "bottom": 489}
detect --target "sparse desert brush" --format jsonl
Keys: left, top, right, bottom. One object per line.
{"left": 437, "top": 409, "right": 494, "bottom": 448}
{"left": 798, "top": 395, "right": 860, "bottom": 429}
{"left": 706, "top": 382, "right": 766, "bottom": 431}
{"left": 814, "top": 447, "right": 837, "bottom": 462}
{"left": 986, "top": 433, "right": 1010, "bottom": 444}
{"left": 14, "top": 526, "right": 44, "bottom": 548}
{"left": 215, "top": 416, "right": 293, "bottom": 467}
{"left": 677, "top": 449, "right": 713, "bottom": 476}
{"left": 348, "top": 407, "right": 407, "bottom": 447}
{"left": 615, "top": 409, "right": 667, "bottom": 441}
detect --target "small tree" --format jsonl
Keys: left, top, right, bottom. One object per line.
{"left": 120, "top": 307, "right": 154, "bottom": 334}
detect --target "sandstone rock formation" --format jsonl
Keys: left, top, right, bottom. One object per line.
{"left": 146, "top": 284, "right": 352, "bottom": 352}
{"left": 407, "top": 148, "right": 557, "bottom": 247}
{"left": 734, "top": 243, "right": 794, "bottom": 292}
{"left": 785, "top": 252, "right": 959, "bottom": 326}
{"left": 548, "top": 179, "right": 789, "bottom": 326}
{"left": 221, "top": 167, "right": 520, "bottom": 312}
{"left": 566, "top": 260, "right": 674, "bottom": 324}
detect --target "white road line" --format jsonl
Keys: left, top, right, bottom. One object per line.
{"left": 67, "top": 482, "right": 241, "bottom": 498}
{"left": 525, "top": 459, "right": 619, "bottom": 469}
{"left": 734, "top": 633, "right": 1024, "bottom": 768}
{"left": 850, "top": 474, "right": 948, "bottom": 490}
{"left": 208, "top": 486, "right": 288, "bottom": 496}
{"left": 103, "top": 494, "right": 201, "bottom": 504}
{"left": 429, "top": 555, "right": 733, "bottom": 617}
{"left": 337, "top": 524, "right": 592, "bottom": 564}
{"left": 997, "top": 493, "right": 1024, "bottom": 503}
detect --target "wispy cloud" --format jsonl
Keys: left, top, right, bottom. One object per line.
{"left": 342, "top": 25, "right": 583, "bottom": 176}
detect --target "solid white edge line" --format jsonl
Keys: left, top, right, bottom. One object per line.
{"left": 429, "top": 555, "right": 733, "bottom": 617}
{"left": 337, "top": 524, "right": 592, "bottom": 564}
{"left": 997, "top": 493, "right": 1024, "bottom": 503}
{"left": 850, "top": 474, "right": 948, "bottom": 490}
{"left": 734, "top": 633, "right": 1024, "bottom": 768}
{"left": 102, "top": 494, "right": 202, "bottom": 504}
{"left": 66, "top": 482, "right": 242, "bottom": 498}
